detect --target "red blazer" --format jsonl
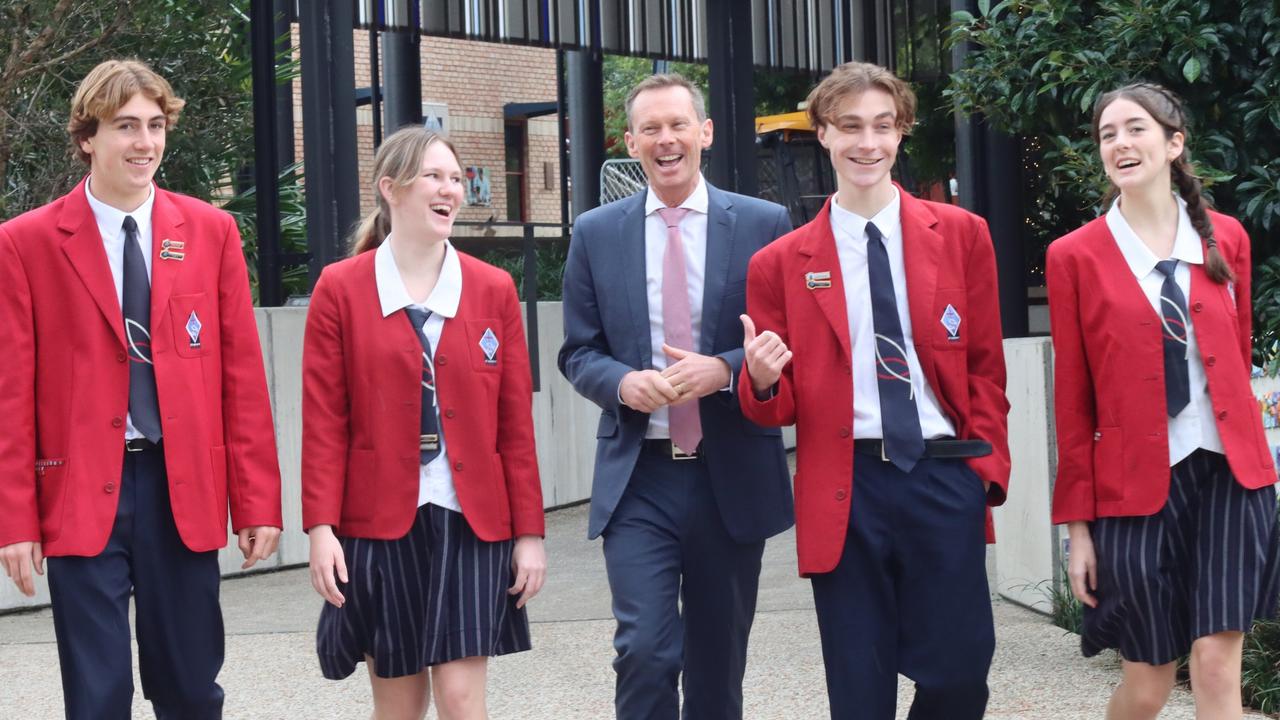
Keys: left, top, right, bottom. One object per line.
{"left": 740, "top": 191, "right": 1011, "bottom": 576}
{"left": 300, "top": 248, "right": 544, "bottom": 542}
{"left": 0, "top": 178, "right": 283, "bottom": 557}
{"left": 1047, "top": 212, "right": 1275, "bottom": 524}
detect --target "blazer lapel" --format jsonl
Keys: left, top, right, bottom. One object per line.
{"left": 619, "top": 193, "right": 653, "bottom": 368}
{"left": 149, "top": 188, "right": 185, "bottom": 341}
{"left": 799, "top": 198, "right": 851, "bottom": 364}
{"left": 699, "top": 185, "right": 733, "bottom": 355}
{"left": 900, "top": 190, "right": 943, "bottom": 356}
{"left": 58, "top": 181, "right": 125, "bottom": 348}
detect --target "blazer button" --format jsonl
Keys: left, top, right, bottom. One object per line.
{"left": 1206, "top": 355, "right": 1216, "bottom": 367}
{"left": 111, "top": 416, "right": 124, "bottom": 428}
{"left": 835, "top": 488, "right": 847, "bottom": 501}
{"left": 838, "top": 427, "right": 850, "bottom": 438}
{"left": 437, "top": 355, "right": 448, "bottom": 366}
{"left": 1193, "top": 302, "right": 1203, "bottom": 313}
{"left": 445, "top": 408, "right": 456, "bottom": 418}
{"left": 1218, "top": 410, "right": 1228, "bottom": 420}
{"left": 117, "top": 351, "right": 127, "bottom": 363}
{"left": 104, "top": 481, "right": 115, "bottom": 493}
{"left": 454, "top": 461, "right": 464, "bottom": 471}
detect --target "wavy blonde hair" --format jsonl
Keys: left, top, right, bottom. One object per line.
{"left": 68, "top": 59, "right": 185, "bottom": 164}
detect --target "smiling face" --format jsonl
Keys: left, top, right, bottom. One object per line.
{"left": 80, "top": 92, "right": 167, "bottom": 211}
{"left": 381, "top": 139, "right": 464, "bottom": 241}
{"left": 624, "top": 84, "right": 713, "bottom": 207}
{"left": 816, "top": 87, "right": 902, "bottom": 209}
{"left": 1097, "top": 97, "right": 1183, "bottom": 196}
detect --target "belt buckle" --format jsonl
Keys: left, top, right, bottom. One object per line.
{"left": 126, "top": 439, "right": 145, "bottom": 453}
{"left": 880, "top": 441, "right": 890, "bottom": 464}
{"left": 420, "top": 434, "right": 440, "bottom": 452}
{"left": 671, "top": 443, "right": 698, "bottom": 461}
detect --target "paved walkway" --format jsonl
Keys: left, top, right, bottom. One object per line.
{"left": 0, "top": 502, "right": 1264, "bottom": 718}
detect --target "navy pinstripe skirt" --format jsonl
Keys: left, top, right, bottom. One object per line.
{"left": 1082, "top": 449, "right": 1280, "bottom": 665}
{"left": 316, "top": 503, "right": 531, "bottom": 680}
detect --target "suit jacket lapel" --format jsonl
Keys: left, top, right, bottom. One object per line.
{"left": 900, "top": 190, "right": 942, "bottom": 357}
{"left": 149, "top": 188, "right": 185, "bottom": 339}
{"left": 58, "top": 180, "right": 125, "bottom": 348}
{"left": 799, "top": 198, "right": 851, "bottom": 364}
{"left": 619, "top": 193, "right": 652, "bottom": 368}
{"left": 700, "top": 185, "right": 733, "bottom": 355}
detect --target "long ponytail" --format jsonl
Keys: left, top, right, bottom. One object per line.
{"left": 1171, "top": 159, "right": 1234, "bottom": 283}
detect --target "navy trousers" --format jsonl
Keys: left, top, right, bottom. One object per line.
{"left": 602, "top": 448, "right": 765, "bottom": 720}
{"left": 46, "top": 444, "right": 225, "bottom": 720}
{"left": 810, "top": 455, "right": 994, "bottom": 720}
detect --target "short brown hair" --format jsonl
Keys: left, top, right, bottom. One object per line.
{"left": 67, "top": 59, "right": 186, "bottom": 164}
{"left": 625, "top": 73, "right": 707, "bottom": 129}
{"left": 805, "top": 61, "right": 916, "bottom": 133}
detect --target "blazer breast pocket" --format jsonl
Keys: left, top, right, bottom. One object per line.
{"left": 932, "top": 288, "right": 967, "bottom": 349}
{"left": 464, "top": 319, "right": 503, "bottom": 372}
{"left": 170, "top": 293, "right": 215, "bottom": 358}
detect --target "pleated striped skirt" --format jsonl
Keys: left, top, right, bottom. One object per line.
{"left": 1082, "top": 449, "right": 1280, "bottom": 665}
{"left": 316, "top": 503, "right": 532, "bottom": 680}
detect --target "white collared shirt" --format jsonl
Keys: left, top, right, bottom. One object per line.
{"left": 85, "top": 179, "right": 157, "bottom": 441}
{"left": 829, "top": 189, "right": 957, "bottom": 440}
{"left": 375, "top": 236, "right": 464, "bottom": 511}
{"left": 1106, "top": 196, "right": 1223, "bottom": 464}
{"left": 641, "top": 174, "right": 711, "bottom": 439}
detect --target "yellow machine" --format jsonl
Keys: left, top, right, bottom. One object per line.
{"left": 754, "top": 110, "right": 835, "bottom": 225}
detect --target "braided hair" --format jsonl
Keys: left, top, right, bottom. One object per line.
{"left": 1091, "top": 82, "right": 1234, "bottom": 284}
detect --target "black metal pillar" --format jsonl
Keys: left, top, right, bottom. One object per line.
{"left": 300, "top": 0, "right": 359, "bottom": 278}
{"left": 706, "top": 0, "right": 757, "bottom": 196}
{"left": 273, "top": 0, "right": 294, "bottom": 171}
{"left": 951, "top": 0, "right": 1027, "bottom": 338}
{"left": 382, "top": 0, "right": 422, "bottom": 135}
{"left": 251, "top": 0, "right": 283, "bottom": 306}
{"left": 556, "top": 51, "right": 571, "bottom": 225}
{"left": 566, "top": 49, "right": 603, "bottom": 217}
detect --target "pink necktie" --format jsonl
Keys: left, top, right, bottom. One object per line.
{"left": 657, "top": 206, "right": 702, "bottom": 454}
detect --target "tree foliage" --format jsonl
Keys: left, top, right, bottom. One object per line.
{"left": 946, "top": 0, "right": 1280, "bottom": 360}
{"left": 0, "top": 0, "right": 261, "bottom": 218}
{"left": 0, "top": 0, "right": 308, "bottom": 300}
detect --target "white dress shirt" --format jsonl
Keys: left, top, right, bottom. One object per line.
{"left": 640, "top": 175, "right": 711, "bottom": 440}
{"left": 829, "top": 189, "right": 956, "bottom": 440}
{"left": 85, "top": 179, "right": 156, "bottom": 441}
{"left": 375, "top": 236, "right": 464, "bottom": 510}
{"left": 1106, "top": 196, "right": 1223, "bottom": 464}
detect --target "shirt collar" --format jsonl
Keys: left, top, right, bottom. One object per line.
{"left": 828, "top": 186, "right": 901, "bottom": 246}
{"left": 1105, "top": 194, "right": 1203, "bottom": 279}
{"left": 85, "top": 179, "right": 155, "bottom": 241}
{"left": 644, "top": 173, "right": 709, "bottom": 216}
{"left": 375, "top": 236, "right": 463, "bottom": 319}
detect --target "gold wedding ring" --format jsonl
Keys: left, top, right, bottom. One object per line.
{"left": 676, "top": 383, "right": 687, "bottom": 395}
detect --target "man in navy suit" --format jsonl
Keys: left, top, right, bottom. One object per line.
{"left": 558, "top": 74, "right": 794, "bottom": 719}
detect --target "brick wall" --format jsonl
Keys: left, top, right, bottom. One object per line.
{"left": 290, "top": 28, "right": 564, "bottom": 243}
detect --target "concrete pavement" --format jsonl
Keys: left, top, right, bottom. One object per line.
{"left": 0, "top": 502, "right": 1262, "bottom": 718}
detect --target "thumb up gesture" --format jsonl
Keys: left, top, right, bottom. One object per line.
{"left": 741, "top": 314, "right": 792, "bottom": 395}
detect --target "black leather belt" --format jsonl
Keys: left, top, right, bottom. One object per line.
{"left": 125, "top": 437, "right": 159, "bottom": 453}
{"left": 853, "top": 438, "right": 991, "bottom": 461}
{"left": 642, "top": 439, "right": 700, "bottom": 461}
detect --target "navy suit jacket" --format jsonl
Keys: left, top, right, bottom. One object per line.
{"left": 558, "top": 183, "right": 795, "bottom": 542}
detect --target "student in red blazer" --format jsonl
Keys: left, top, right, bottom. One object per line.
{"left": 0, "top": 60, "right": 282, "bottom": 719}
{"left": 1048, "top": 83, "right": 1279, "bottom": 719}
{"left": 739, "top": 62, "right": 1010, "bottom": 720}
{"left": 301, "top": 127, "right": 545, "bottom": 719}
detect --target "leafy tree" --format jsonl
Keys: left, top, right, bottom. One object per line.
{"left": 0, "top": 0, "right": 308, "bottom": 300}
{"left": 946, "top": 0, "right": 1280, "bottom": 361}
